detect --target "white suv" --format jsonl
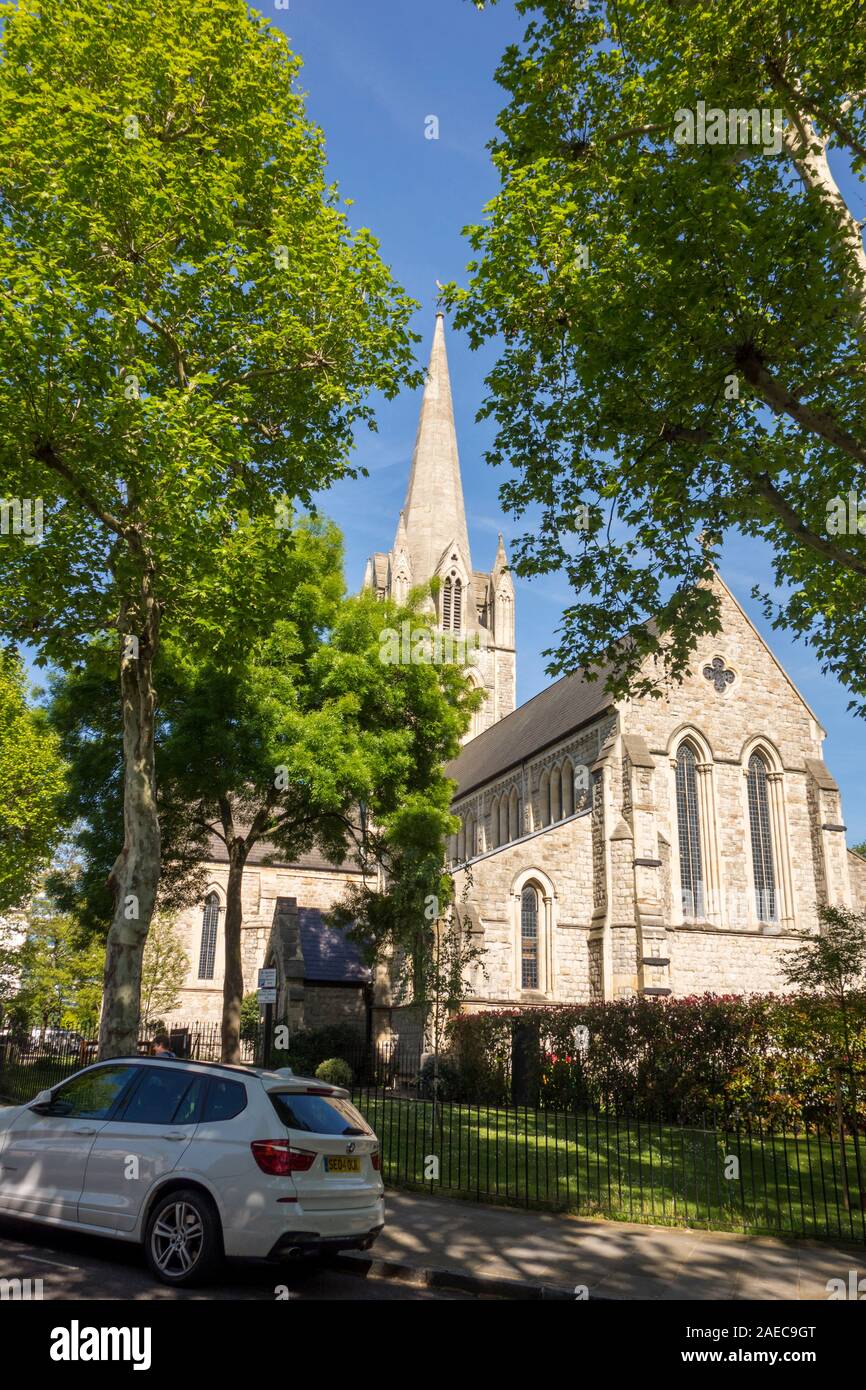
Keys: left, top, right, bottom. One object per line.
{"left": 0, "top": 1057, "right": 384, "bottom": 1286}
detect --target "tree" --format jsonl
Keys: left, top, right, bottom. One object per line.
{"left": 47, "top": 639, "right": 211, "bottom": 937}
{"left": 140, "top": 915, "right": 189, "bottom": 1031}
{"left": 11, "top": 908, "right": 105, "bottom": 1033}
{"left": 782, "top": 903, "right": 866, "bottom": 1205}
{"left": 0, "top": 0, "right": 419, "bottom": 1056}
{"left": 0, "top": 650, "right": 66, "bottom": 912}
{"left": 51, "top": 516, "right": 479, "bottom": 1061}
{"left": 455, "top": 0, "right": 866, "bottom": 707}
{"left": 782, "top": 904, "right": 866, "bottom": 1015}
{"left": 156, "top": 569, "right": 478, "bottom": 1062}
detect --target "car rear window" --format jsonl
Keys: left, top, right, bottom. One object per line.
{"left": 269, "top": 1091, "right": 373, "bottom": 1136}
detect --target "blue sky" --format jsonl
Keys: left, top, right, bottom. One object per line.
{"left": 278, "top": 0, "right": 866, "bottom": 843}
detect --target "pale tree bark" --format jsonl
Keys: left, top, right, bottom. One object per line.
{"left": 772, "top": 63, "right": 866, "bottom": 318}
{"left": 98, "top": 570, "right": 162, "bottom": 1059}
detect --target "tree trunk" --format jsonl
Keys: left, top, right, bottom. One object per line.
{"left": 221, "top": 843, "right": 248, "bottom": 1064}
{"left": 98, "top": 588, "right": 161, "bottom": 1059}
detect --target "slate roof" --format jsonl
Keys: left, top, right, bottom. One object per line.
{"left": 205, "top": 833, "right": 360, "bottom": 875}
{"left": 446, "top": 665, "right": 615, "bottom": 799}
{"left": 297, "top": 907, "right": 371, "bottom": 985}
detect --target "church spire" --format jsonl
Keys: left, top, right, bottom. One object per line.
{"left": 401, "top": 312, "right": 472, "bottom": 584}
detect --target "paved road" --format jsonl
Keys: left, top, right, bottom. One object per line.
{"left": 0, "top": 1219, "right": 470, "bottom": 1300}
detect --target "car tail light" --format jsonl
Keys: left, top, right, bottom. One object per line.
{"left": 371, "top": 1148, "right": 381, "bottom": 1171}
{"left": 251, "top": 1140, "right": 316, "bottom": 1175}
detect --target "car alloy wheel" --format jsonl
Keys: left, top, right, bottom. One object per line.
{"left": 145, "top": 1188, "right": 221, "bottom": 1287}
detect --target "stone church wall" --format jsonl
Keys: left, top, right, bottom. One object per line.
{"left": 848, "top": 850, "right": 866, "bottom": 914}
{"left": 449, "top": 580, "right": 857, "bottom": 1009}
{"left": 623, "top": 581, "right": 834, "bottom": 941}
{"left": 171, "top": 862, "right": 364, "bottom": 1026}
{"left": 669, "top": 926, "right": 798, "bottom": 996}
{"left": 301, "top": 984, "right": 368, "bottom": 1033}
{"left": 452, "top": 811, "right": 596, "bottom": 1005}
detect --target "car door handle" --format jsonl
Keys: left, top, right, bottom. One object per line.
{"left": 161, "top": 1131, "right": 188, "bottom": 1141}
{"left": 72, "top": 1127, "right": 97, "bottom": 1135}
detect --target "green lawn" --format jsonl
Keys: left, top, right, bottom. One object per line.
{"left": 352, "top": 1091, "right": 866, "bottom": 1244}
{"left": 3, "top": 1060, "right": 861, "bottom": 1243}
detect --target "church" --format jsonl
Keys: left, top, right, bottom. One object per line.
{"left": 170, "top": 314, "right": 866, "bottom": 1034}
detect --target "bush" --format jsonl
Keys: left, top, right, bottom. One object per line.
{"left": 240, "top": 993, "right": 261, "bottom": 1043}
{"left": 315, "top": 1057, "right": 353, "bottom": 1088}
{"left": 445, "top": 993, "right": 866, "bottom": 1126}
{"left": 418, "top": 1053, "right": 467, "bottom": 1102}
{"left": 284, "top": 1024, "right": 365, "bottom": 1079}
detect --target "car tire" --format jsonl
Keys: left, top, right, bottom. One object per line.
{"left": 144, "top": 1188, "right": 223, "bottom": 1288}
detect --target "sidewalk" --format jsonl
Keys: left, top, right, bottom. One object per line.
{"left": 351, "top": 1189, "right": 865, "bottom": 1300}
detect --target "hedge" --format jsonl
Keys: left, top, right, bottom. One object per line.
{"left": 444, "top": 993, "right": 866, "bottom": 1126}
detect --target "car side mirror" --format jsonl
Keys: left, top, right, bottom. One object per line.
{"left": 30, "top": 1089, "right": 53, "bottom": 1112}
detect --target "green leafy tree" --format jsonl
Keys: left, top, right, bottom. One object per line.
{"left": 782, "top": 903, "right": 866, "bottom": 1204}
{"left": 140, "top": 914, "right": 189, "bottom": 1031}
{"left": 159, "top": 567, "right": 477, "bottom": 1062}
{"left": 0, "top": 0, "right": 419, "bottom": 1056}
{"left": 240, "top": 992, "right": 262, "bottom": 1045}
{"left": 0, "top": 908, "right": 27, "bottom": 1025}
{"left": 782, "top": 904, "right": 866, "bottom": 1014}
{"left": 0, "top": 651, "right": 66, "bottom": 911}
{"left": 12, "top": 908, "right": 105, "bottom": 1032}
{"left": 456, "top": 0, "right": 866, "bottom": 706}
{"left": 51, "top": 516, "right": 478, "bottom": 1061}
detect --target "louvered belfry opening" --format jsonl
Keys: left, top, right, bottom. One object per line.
{"left": 442, "top": 576, "right": 452, "bottom": 629}
{"left": 441, "top": 574, "right": 462, "bottom": 631}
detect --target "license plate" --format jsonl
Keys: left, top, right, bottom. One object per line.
{"left": 325, "top": 1156, "right": 361, "bottom": 1174}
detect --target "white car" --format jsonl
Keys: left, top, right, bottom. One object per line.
{"left": 0, "top": 1056, "right": 384, "bottom": 1286}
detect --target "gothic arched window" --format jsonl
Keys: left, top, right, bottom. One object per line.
{"left": 508, "top": 787, "right": 520, "bottom": 841}
{"left": 539, "top": 769, "right": 551, "bottom": 827}
{"left": 465, "top": 813, "right": 475, "bottom": 858}
{"left": 499, "top": 796, "right": 509, "bottom": 847}
{"left": 198, "top": 892, "right": 220, "bottom": 980}
{"left": 550, "top": 765, "right": 562, "bottom": 822}
{"left": 452, "top": 578, "right": 462, "bottom": 631}
{"left": 561, "top": 759, "right": 574, "bottom": 818}
{"left": 490, "top": 797, "right": 500, "bottom": 849}
{"left": 675, "top": 743, "right": 704, "bottom": 919}
{"left": 520, "top": 886, "right": 539, "bottom": 989}
{"left": 747, "top": 752, "right": 778, "bottom": 922}
{"left": 496, "top": 589, "right": 513, "bottom": 646}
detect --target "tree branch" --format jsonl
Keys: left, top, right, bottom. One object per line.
{"left": 749, "top": 471, "right": 866, "bottom": 578}
{"left": 33, "top": 441, "right": 127, "bottom": 536}
{"left": 139, "top": 314, "right": 190, "bottom": 389}
{"left": 735, "top": 342, "right": 866, "bottom": 469}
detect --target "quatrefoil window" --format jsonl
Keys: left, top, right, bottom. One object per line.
{"left": 703, "top": 656, "right": 735, "bottom": 693}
